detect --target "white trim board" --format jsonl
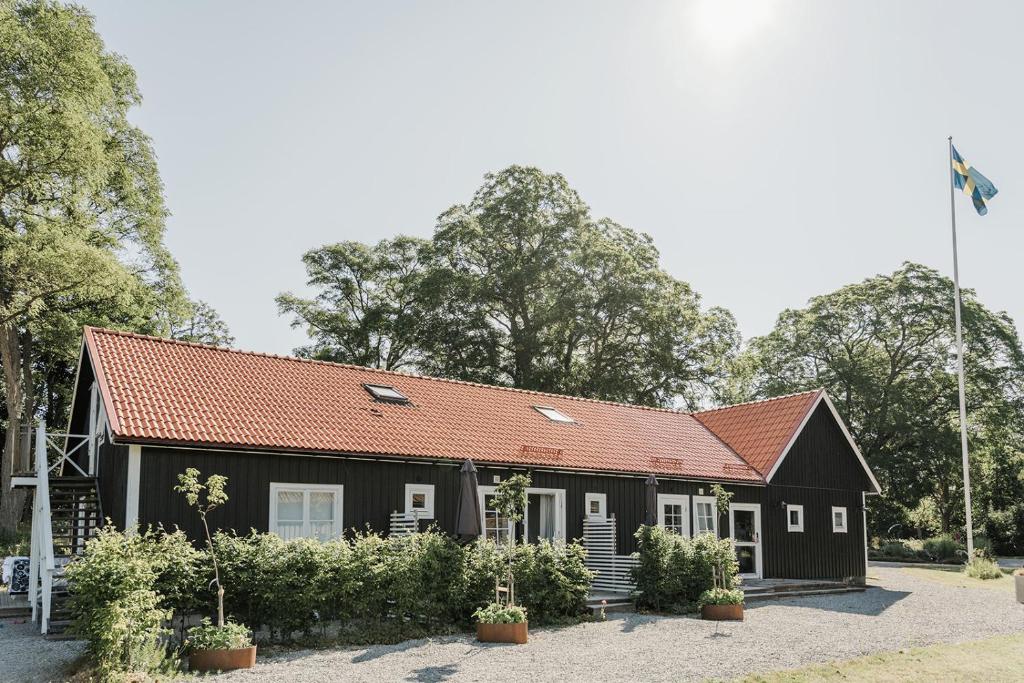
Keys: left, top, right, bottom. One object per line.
{"left": 125, "top": 445, "right": 141, "bottom": 532}
{"left": 764, "top": 390, "right": 882, "bottom": 494}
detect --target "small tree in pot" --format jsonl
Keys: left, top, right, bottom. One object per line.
{"left": 702, "top": 484, "right": 744, "bottom": 620}
{"left": 476, "top": 474, "right": 530, "bottom": 644}
{"left": 175, "top": 469, "right": 256, "bottom": 671}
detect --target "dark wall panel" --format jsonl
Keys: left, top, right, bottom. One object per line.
{"left": 129, "top": 446, "right": 865, "bottom": 579}
{"left": 97, "top": 441, "right": 128, "bottom": 529}
{"left": 772, "top": 403, "right": 873, "bottom": 492}
{"left": 758, "top": 486, "right": 866, "bottom": 581}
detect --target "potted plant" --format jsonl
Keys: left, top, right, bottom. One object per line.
{"left": 473, "top": 602, "right": 529, "bottom": 644}
{"left": 175, "top": 469, "right": 257, "bottom": 671}
{"left": 475, "top": 474, "right": 530, "bottom": 644}
{"left": 186, "top": 618, "right": 256, "bottom": 671}
{"left": 1015, "top": 567, "right": 1024, "bottom": 605}
{"left": 699, "top": 587, "right": 745, "bottom": 621}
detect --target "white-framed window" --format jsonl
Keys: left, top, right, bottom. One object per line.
{"left": 404, "top": 483, "right": 435, "bottom": 519}
{"left": 787, "top": 504, "right": 804, "bottom": 532}
{"left": 657, "top": 494, "right": 690, "bottom": 537}
{"left": 269, "top": 483, "right": 344, "bottom": 541}
{"left": 693, "top": 495, "right": 717, "bottom": 536}
{"left": 478, "top": 485, "right": 566, "bottom": 544}
{"left": 585, "top": 493, "right": 607, "bottom": 518}
{"left": 832, "top": 506, "right": 848, "bottom": 533}
{"left": 534, "top": 405, "right": 574, "bottom": 423}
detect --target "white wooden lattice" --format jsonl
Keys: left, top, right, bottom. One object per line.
{"left": 582, "top": 515, "right": 638, "bottom": 593}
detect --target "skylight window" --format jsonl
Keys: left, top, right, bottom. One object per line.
{"left": 534, "top": 406, "right": 574, "bottom": 423}
{"left": 364, "top": 384, "right": 409, "bottom": 403}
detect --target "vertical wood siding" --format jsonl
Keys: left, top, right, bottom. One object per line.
{"left": 96, "top": 441, "right": 128, "bottom": 529}
{"left": 118, "top": 435, "right": 868, "bottom": 580}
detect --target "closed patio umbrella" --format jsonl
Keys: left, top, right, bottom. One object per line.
{"left": 644, "top": 473, "right": 659, "bottom": 526}
{"left": 455, "top": 459, "right": 482, "bottom": 541}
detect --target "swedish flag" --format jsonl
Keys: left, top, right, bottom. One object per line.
{"left": 951, "top": 146, "right": 998, "bottom": 215}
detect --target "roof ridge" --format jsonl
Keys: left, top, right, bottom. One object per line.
{"left": 84, "top": 326, "right": 686, "bottom": 416}
{"left": 690, "top": 389, "right": 823, "bottom": 416}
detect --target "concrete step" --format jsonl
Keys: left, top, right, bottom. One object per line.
{"left": 744, "top": 586, "right": 866, "bottom": 603}
{"left": 588, "top": 600, "right": 633, "bottom": 616}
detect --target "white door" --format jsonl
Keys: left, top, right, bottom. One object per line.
{"left": 729, "top": 503, "right": 763, "bottom": 579}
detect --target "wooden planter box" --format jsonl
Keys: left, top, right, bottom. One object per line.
{"left": 189, "top": 645, "right": 257, "bottom": 672}
{"left": 701, "top": 604, "right": 744, "bottom": 621}
{"left": 476, "top": 621, "right": 528, "bottom": 644}
{"left": 1015, "top": 574, "right": 1024, "bottom": 604}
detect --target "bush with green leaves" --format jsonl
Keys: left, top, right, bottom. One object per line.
{"left": 474, "top": 602, "right": 527, "bottom": 624}
{"left": 212, "top": 529, "right": 591, "bottom": 642}
{"left": 64, "top": 526, "right": 173, "bottom": 679}
{"left": 185, "top": 618, "right": 253, "bottom": 651}
{"left": 697, "top": 587, "right": 744, "bottom": 607}
{"left": 922, "top": 534, "right": 962, "bottom": 562}
{"left": 632, "top": 525, "right": 739, "bottom": 613}
{"left": 963, "top": 552, "right": 1004, "bottom": 580}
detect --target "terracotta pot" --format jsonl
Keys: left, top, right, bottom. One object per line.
{"left": 701, "top": 603, "right": 744, "bottom": 621}
{"left": 189, "top": 645, "right": 257, "bottom": 672}
{"left": 1015, "top": 574, "right": 1024, "bottom": 605}
{"left": 476, "top": 621, "right": 528, "bottom": 644}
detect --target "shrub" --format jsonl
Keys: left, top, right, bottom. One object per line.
{"left": 963, "top": 552, "right": 1003, "bottom": 580}
{"left": 632, "top": 526, "right": 738, "bottom": 613}
{"left": 64, "top": 526, "right": 172, "bottom": 679}
{"left": 698, "top": 588, "right": 744, "bottom": 607}
{"left": 185, "top": 618, "right": 253, "bottom": 651}
{"left": 984, "top": 505, "right": 1024, "bottom": 556}
{"left": 922, "top": 534, "right": 962, "bottom": 562}
{"left": 510, "top": 540, "right": 593, "bottom": 624}
{"left": 474, "top": 602, "right": 527, "bottom": 624}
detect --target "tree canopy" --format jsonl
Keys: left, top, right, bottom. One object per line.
{"left": 279, "top": 166, "right": 740, "bottom": 408}
{"left": 741, "top": 262, "right": 1024, "bottom": 536}
{"left": 0, "top": 0, "right": 229, "bottom": 533}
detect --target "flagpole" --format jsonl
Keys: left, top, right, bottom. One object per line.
{"left": 948, "top": 135, "right": 974, "bottom": 558}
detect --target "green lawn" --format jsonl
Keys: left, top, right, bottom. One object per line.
{"left": 735, "top": 633, "right": 1024, "bottom": 682}
{"left": 899, "top": 565, "right": 1015, "bottom": 593}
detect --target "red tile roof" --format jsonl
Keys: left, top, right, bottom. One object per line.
{"left": 692, "top": 390, "right": 823, "bottom": 476}
{"left": 84, "top": 328, "right": 765, "bottom": 483}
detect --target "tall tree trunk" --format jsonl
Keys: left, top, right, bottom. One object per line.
{"left": 0, "top": 324, "right": 28, "bottom": 536}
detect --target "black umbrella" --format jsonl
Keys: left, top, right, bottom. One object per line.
{"left": 455, "top": 459, "right": 482, "bottom": 541}
{"left": 644, "top": 473, "right": 659, "bottom": 526}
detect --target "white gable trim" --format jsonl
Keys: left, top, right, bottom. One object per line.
{"left": 764, "top": 391, "right": 882, "bottom": 494}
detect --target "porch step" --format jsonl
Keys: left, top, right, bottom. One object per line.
{"left": 586, "top": 591, "right": 633, "bottom": 616}
{"left": 744, "top": 586, "right": 866, "bottom": 602}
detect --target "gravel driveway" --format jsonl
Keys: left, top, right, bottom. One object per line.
{"left": 213, "top": 567, "right": 1024, "bottom": 682}
{"left": 0, "top": 618, "right": 84, "bottom": 683}
{"left": 3, "top": 567, "right": 1022, "bottom": 682}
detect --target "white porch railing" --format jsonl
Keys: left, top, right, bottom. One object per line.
{"left": 389, "top": 510, "right": 422, "bottom": 536}
{"left": 582, "top": 515, "right": 638, "bottom": 593}
{"left": 25, "top": 421, "right": 96, "bottom": 635}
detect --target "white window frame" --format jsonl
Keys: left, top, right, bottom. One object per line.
{"left": 478, "top": 485, "right": 566, "bottom": 543}
{"left": 787, "top": 504, "right": 804, "bottom": 532}
{"left": 269, "top": 482, "right": 344, "bottom": 540}
{"left": 657, "top": 494, "right": 690, "bottom": 537}
{"left": 404, "top": 483, "right": 435, "bottom": 519}
{"left": 832, "top": 506, "right": 848, "bottom": 533}
{"left": 692, "top": 495, "right": 717, "bottom": 536}
{"left": 533, "top": 405, "right": 574, "bottom": 423}
{"left": 585, "top": 492, "right": 607, "bottom": 519}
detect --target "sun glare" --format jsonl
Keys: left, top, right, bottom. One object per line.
{"left": 690, "top": 0, "right": 778, "bottom": 56}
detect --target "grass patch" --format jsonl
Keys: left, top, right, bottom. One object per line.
{"left": 900, "top": 566, "right": 1014, "bottom": 593}
{"left": 736, "top": 633, "right": 1024, "bottom": 682}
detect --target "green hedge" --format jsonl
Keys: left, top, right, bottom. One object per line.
{"left": 632, "top": 525, "right": 739, "bottom": 613}
{"left": 214, "top": 530, "right": 593, "bottom": 640}
{"left": 68, "top": 525, "right": 595, "bottom": 668}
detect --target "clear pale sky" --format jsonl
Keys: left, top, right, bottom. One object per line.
{"left": 80, "top": 0, "right": 1023, "bottom": 355}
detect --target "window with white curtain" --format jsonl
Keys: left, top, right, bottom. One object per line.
{"left": 269, "top": 483, "right": 343, "bottom": 541}
{"left": 693, "top": 495, "right": 717, "bottom": 535}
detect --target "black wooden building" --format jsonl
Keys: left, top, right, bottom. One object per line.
{"left": 67, "top": 328, "right": 880, "bottom": 582}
